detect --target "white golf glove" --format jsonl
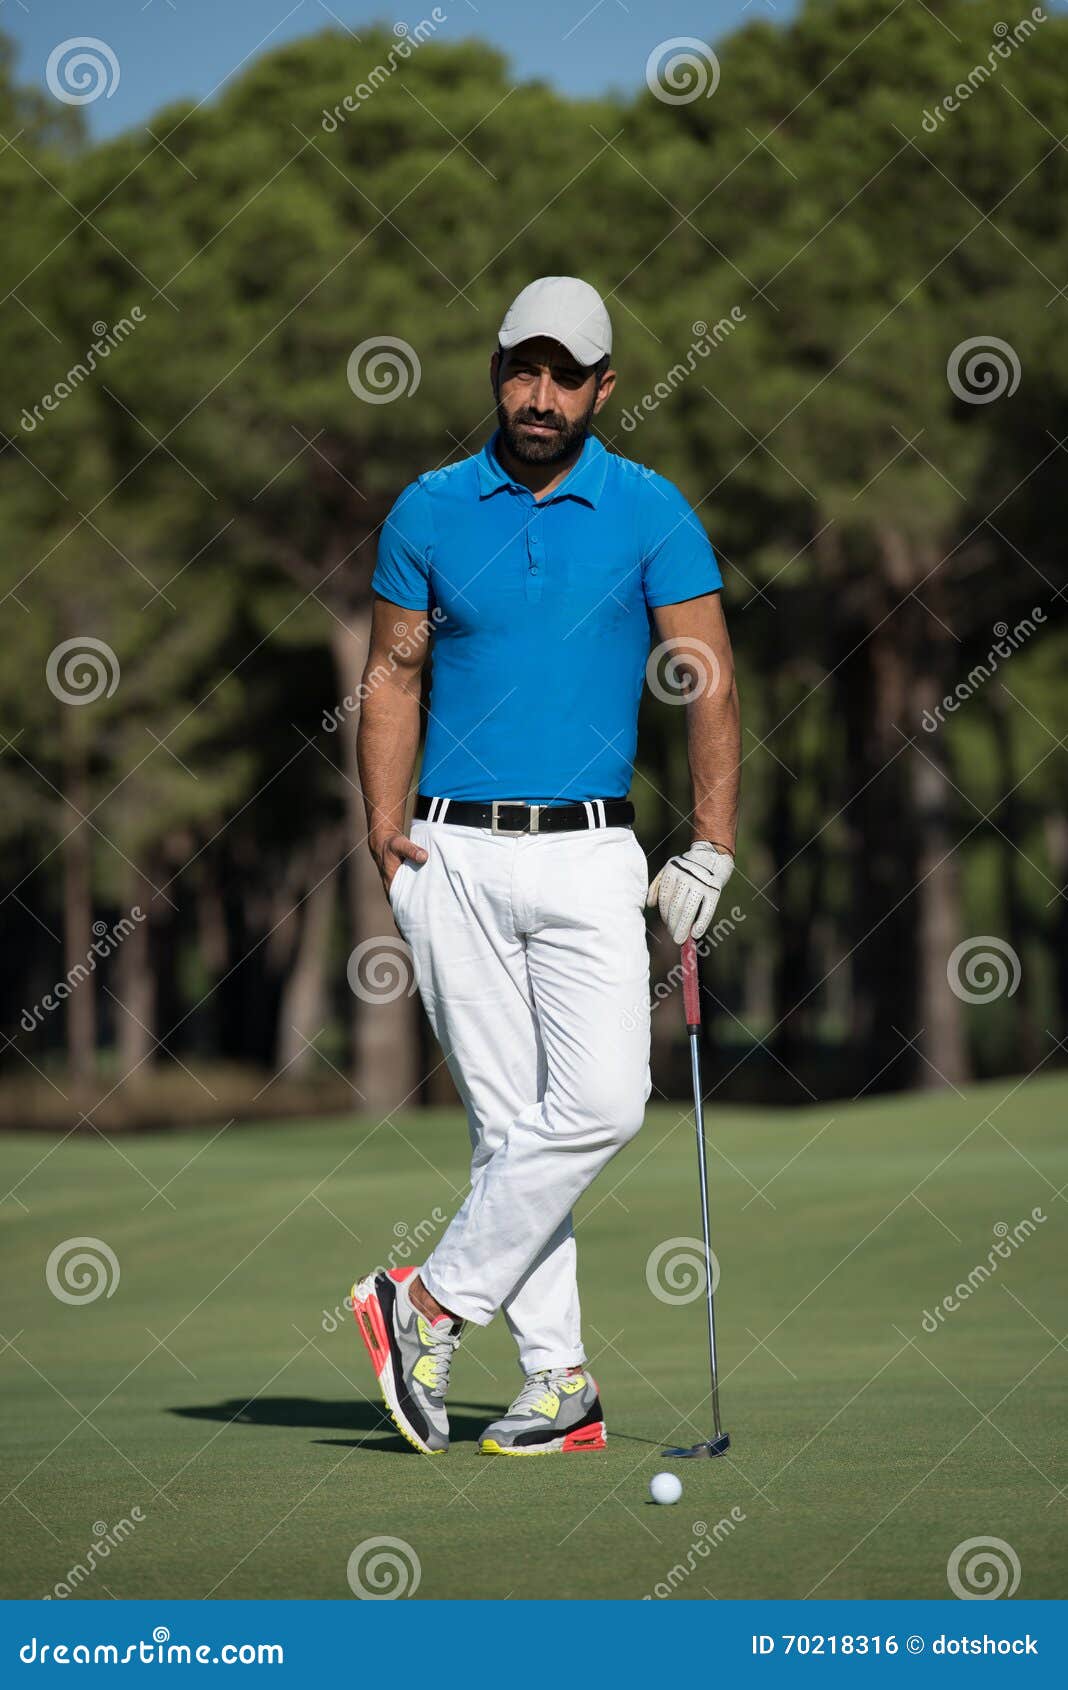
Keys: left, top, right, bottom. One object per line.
{"left": 647, "top": 842, "right": 734, "bottom": 945}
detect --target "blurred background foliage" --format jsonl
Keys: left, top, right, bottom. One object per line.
{"left": 1, "top": 0, "right": 1065, "bottom": 1126}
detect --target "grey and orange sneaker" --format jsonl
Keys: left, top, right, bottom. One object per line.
{"left": 479, "top": 1367, "right": 605, "bottom": 1456}
{"left": 351, "top": 1267, "right": 462, "bottom": 1455}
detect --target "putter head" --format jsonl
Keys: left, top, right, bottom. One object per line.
{"left": 663, "top": 1431, "right": 731, "bottom": 1459}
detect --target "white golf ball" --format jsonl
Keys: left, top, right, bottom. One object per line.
{"left": 649, "top": 1471, "right": 682, "bottom": 1505}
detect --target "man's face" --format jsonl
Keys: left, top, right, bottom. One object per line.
{"left": 492, "top": 337, "right": 615, "bottom": 465}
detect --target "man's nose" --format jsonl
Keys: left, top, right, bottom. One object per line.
{"left": 529, "top": 373, "right": 556, "bottom": 413}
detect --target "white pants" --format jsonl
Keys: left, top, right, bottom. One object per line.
{"left": 388, "top": 818, "right": 652, "bottom": 1373}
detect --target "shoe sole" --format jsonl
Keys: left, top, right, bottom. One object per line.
{"left": 480, "top": 1420, "right": 607, "bottom": 1456}
{"left": 350, "top": 1275, "right": 444, "bottom": 1457}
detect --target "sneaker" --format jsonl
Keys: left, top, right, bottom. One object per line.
{"left": 351, "top": 1267, "right": 462, "bottom": 1455}
{"left": 479, "top": 1367, "right": 606, "bottom": 1456}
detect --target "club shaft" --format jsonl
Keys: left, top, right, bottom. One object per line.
{"left": 688, "top": 1027, "right": 724, "bottom": 1441}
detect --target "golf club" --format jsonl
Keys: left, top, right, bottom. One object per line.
{"left": 663, "top": 935, "right": 731, "bottom": 1460}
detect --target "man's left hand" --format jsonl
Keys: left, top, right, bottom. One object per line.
{"left": 647, "top": 842, "right": 735, "bottom": 945}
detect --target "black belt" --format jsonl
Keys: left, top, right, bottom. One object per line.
{"left": 414, "top": 796, "right": 634, "bottom": 835}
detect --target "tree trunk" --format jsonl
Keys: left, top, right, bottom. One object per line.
{"left": 838, "top": 624, "right": 919, "bottom": 1091}
{"left": 197, "top": 855, "right": 229, "bottom": 975}
{"left": 912, "top": 672, "right": 970, "bottom": 1087}
{"left": 1043, "top": 809, "right": 1068, "bottom": 1047}
{"left": 329, "top": 614, "right": 420, "bottom": 1113}
{"left": 769, "top": 694, "right": 808, "bottom": 1080}
{"left": 989, "top": 688, "right": 1041, "bottom": 1071}
{"left": 839, "top": 531, "right": 974, "bottom": 1094}
{"left": 276, "top": 830, "right": 340, "bottom": 1077}
{"left": 61, "top": 719, "right": 95, "bottom": 1083}
{"left": 744, "top": 944, "right": 774, "bottom": 1028}
{"left": 191, "top": 855, "right": 229, "bottom": 1059}
{"left": 116, "top": 867, "right": 157, "bottom": 1079}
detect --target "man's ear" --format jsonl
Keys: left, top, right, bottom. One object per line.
{"left": 593, "top": 368, "right": 616, "bottom": 413}
{"left": 490, "top": 349, "right": 500, "bottom": 394}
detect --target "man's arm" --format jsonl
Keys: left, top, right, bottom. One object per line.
{"left": 356, "top": 596, "right": 431, "bottom": 894}
{"left": 646, "top": 592, "right": 741, "bottom": 944}
{"left": 652, "top": 591, "right": 740, "bottom": 849}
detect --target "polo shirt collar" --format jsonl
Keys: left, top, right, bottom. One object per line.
{"left": 476, "top": 431, "right": 608, "bottom": 508}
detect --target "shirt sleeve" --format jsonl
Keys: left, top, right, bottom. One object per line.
{"left": 638, "top": 470, "right": 722, "bottom": 608}
{"left": 372, "top": 479, "right": 433, "bottom": 610}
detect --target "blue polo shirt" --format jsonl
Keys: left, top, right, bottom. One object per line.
{"left": 371, "top": 433, "right": 721, "bottom": 803}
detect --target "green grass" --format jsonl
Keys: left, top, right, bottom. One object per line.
{"left": 2, "top": 1076, "right": 1066, "bottom": 1601}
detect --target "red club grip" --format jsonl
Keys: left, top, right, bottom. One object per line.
{"left": 681, "top": 937, "right": 701, "bottom": 1029}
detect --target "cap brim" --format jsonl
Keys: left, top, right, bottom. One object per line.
{"left": 498, "top": 323, "right": 606, "bottom": 368}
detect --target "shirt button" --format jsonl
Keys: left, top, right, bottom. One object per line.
{"left": 529, "top": 563, "right": 538, "bottom": 574}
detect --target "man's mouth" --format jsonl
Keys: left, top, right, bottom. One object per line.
{"left": 518, "top": 420, "right": 559, "bottom": 436}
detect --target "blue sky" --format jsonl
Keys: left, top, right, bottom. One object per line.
{"left": 5, "top": 0, "right": 797, "bottom": 140}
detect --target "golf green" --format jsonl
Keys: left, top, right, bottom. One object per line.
{"left": 2, "top": 1075, "right": 1065, "bottom": 1601}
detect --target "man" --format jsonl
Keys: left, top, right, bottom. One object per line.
{"left": 351, "top": 276, "right": 741, "bottom": 1455}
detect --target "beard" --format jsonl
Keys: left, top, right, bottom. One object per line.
{"left": 496, "top": 392, "right": 597, "bottom": 465}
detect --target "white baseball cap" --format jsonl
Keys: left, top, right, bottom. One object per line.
{"left": 498, "top": 276, "right": 612, "bottom": 368}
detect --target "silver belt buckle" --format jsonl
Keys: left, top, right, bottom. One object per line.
{"left": 491, "top": 801, "right": 539, "bottom": 836}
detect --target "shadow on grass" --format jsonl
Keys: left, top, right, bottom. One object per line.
{"left": 170, "top": 1396, "right": 664, "bottom": 1452}
{"left": 169, "top": 1395, "right": 502, "bottom": 1450}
